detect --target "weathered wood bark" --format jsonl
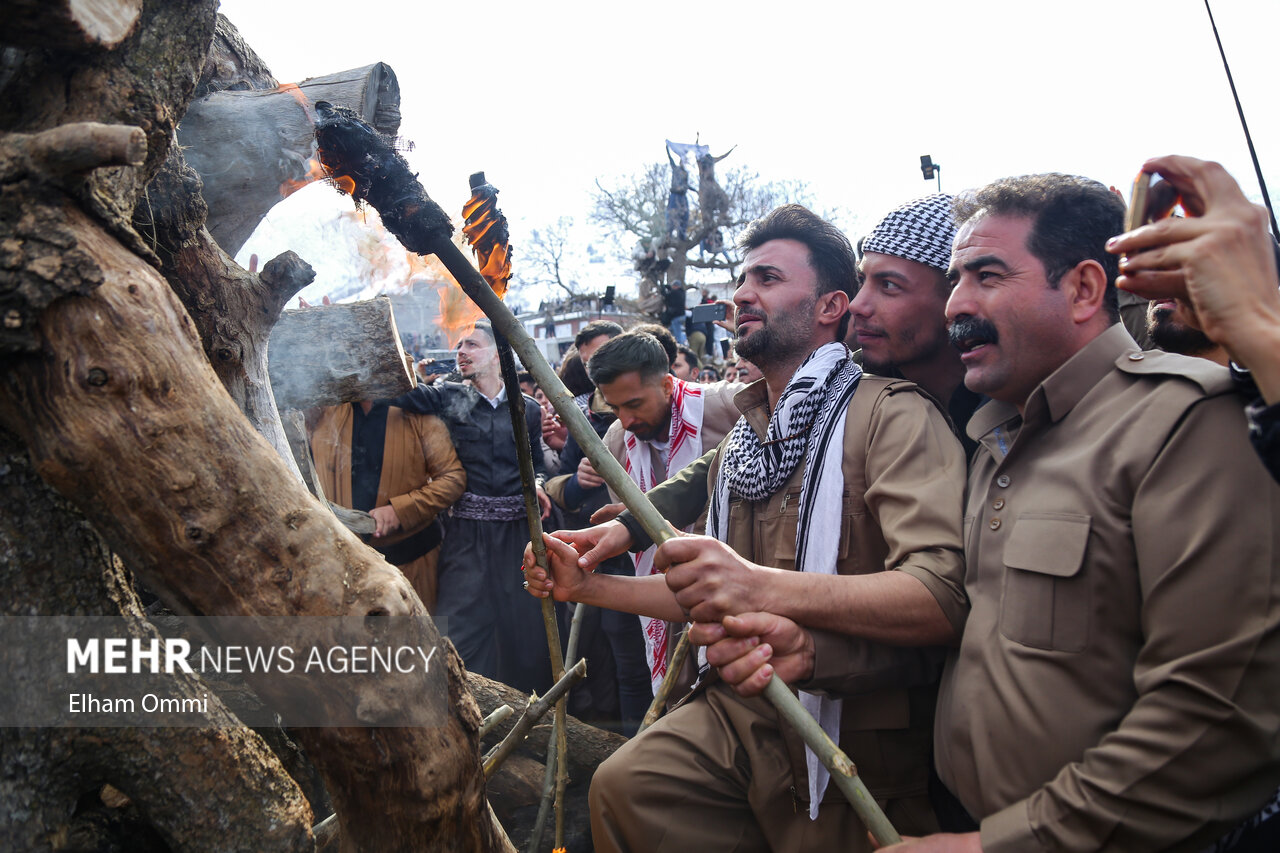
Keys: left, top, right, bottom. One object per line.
{"left": 0, "top": 195, "right": 510, "bottom": 852}
{"left": 134, "top": 137, "right": 312, "bottom": 478}
{"left": 268, "top": 299, "right": 415, "bottom": 410}
{"left": 469, "top": 672, "right": 627, "bottom": 853}
{"left": 0, "top": 426, "right": 314, "bottom": 852}
{"left": 2, "top": 0, "right": 142, "bottom": 52}
{"left": 179, "top": 50, "right": 401, "bottom": 254}
{"left": 0, "top": 0, "right": 513, "bottom": 849}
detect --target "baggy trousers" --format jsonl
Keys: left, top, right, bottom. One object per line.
{"left": 435, "top": 515, "right": 551, "bottom": 695}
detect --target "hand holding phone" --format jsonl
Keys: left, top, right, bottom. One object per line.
{"left": 689, "top": 302, "right": 728, "bottom": 325}
{"left": 1126, "top": 172, "right": 1182, "bottom": 233}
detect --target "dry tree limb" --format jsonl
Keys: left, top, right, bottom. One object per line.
{"left": 0, "top": 122, "right": 147, "bottom": 182}
{"left": 483, "top": 659, "right": 586, "bottom": 778}
{"left": 528, "top": 601, "right": 588, "bottom": 853}
{"left": 480, "top": 704, "right": 515, "bottom": 738}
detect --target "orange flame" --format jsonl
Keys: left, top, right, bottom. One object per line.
{"left": 338, "top": 210, "right": 481, "bottom": 348}
{"left": 333, "top": 174, "right": 357, "bottom": 195}
{"left": 279, "top": 156, "right": 327, "bottom": 198}
{"left": 433, "top": 271, "right": 487, "bottom": 348}
{"left": 461, "top": 190, "right": 512, "bottom": 299}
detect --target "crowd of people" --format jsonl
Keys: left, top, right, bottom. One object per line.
{"left": 311, "top": 154, "right": 1280, "bottom": 852}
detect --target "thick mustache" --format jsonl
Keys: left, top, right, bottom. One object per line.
{"left": 948, "top": 316, "right": 999, "bottom": 350}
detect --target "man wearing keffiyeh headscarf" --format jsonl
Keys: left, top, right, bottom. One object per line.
{"left": 522, "top": 205, "right": 968, "bottom": 852}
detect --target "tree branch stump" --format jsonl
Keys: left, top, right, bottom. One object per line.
{"left": 179, "top": 60, "right": 401, "bottom": 255}
{"left": 268, "top": 298, "right": 415, "bottom": 410}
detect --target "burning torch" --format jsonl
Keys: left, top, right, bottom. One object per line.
{"left": 460, "top": 170, "right": 572, "bottom": 850}
{"left": 310, "top": 101, "right": 901, "bottom": 847}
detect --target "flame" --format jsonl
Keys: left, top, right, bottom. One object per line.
{"left": 461, "top": 184, "right": 512, "bottom": 299}
{"left": 279, "top": 156, "right": 327, "bottom": 198}
{"left": 333, "top": 209, "right": 480, "bottom": 348}
{"left": 433, "top": 271, "right": 487, "bottom": 348}
{"left": 333, "top": 174, "right": 357, "bottom": 195}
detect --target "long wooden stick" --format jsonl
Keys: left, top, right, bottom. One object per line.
{"left": 493, "top": 330, "right": 572, "bottom": 851}
{"left": 529, "top": 601, "right": 588, "bottom": 853}
{"left": 427, "top": 235, "right": 900, "bottom": 845}
{"left": 636, "top": 626, "right": 692, "bottom": 734}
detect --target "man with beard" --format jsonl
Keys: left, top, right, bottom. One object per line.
{"left": 392, "top": 321, "right": 553, "bottom": 694}
{"left": 849, "top": 194, "right": 982, "bottom": 457}
{"left": 1146, "top": 295, "right": 1228, "bottom": 364}
{"left": 524, "top": 205, "right": 966, "bottom": 851}
{"left": 707, "top": 174, "right": 1280, "bottom": 853}
{"left": 577, "top": 330, "right": 742, "bottom": 726}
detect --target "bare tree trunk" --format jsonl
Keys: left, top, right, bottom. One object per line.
{"left": 0, "top": 425, "right": 314, "bottom": 852}
{"left": 0, "top": 0, "right": 514, "bottom": 849}
{"left": 179, "top": 60, "right": 401, "bottom": 255}
{"left": 1, "top": 193, "right": 509, "bottom": 852}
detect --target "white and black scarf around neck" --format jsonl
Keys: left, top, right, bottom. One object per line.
{"left": 707, "top": 340, "right": 861, "bottom": 819}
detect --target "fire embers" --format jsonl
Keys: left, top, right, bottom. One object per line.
{"left": 462, "top": 172, "right": 512, "bottom": 299}
{"left": 312, "top": 101, "right": 453, "bottom": 253}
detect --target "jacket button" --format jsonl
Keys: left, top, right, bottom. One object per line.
{"left": 992, "top": 499, "right": 1005, "bottom": 510}
{"left": 989, "top": 518, "right": 1002, "bottom": 530}
{"left": 996, "top": 474, "right": 1011, "bottom": 488}
{"left": 1128, "top": 352, "right": 1145, "bottom": 361}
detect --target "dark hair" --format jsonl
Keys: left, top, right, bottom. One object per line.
{"left": 738, "top": 204, "right": 856, "bottom": 339}
{"left": 575, "top": 320, "right": 624, "bottom": 350}
{"left": 587, "top": 332, "right": 670, "bottom": 387}
{"left": 517, "top": 370, "right": 534, "bottom": 385}
{"left": 471, "top": 319, "right": 495, "bottom": 343}
{"left": 952, "top": 174, "right": 1124, "bottom": 323}
{"left": 557, "top": 351, "right": 594, "bottom": 396}
{"left": 676, "top": 344, "right": 700, "bottom": 370}
{"left": 628, "top": 322, "right": 678, "bottom": 366}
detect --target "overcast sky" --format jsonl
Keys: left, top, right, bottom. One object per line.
{"left": 218, "top": 0, "right": 1279, "bottom": 304}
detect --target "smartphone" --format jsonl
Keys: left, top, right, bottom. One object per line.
{"left": 419, "top": 358, "right": 456, "bottom": 375}
{"left": 1126, "top": 172, "right": 1181, "bottom": 232}
{"left": 689, "top": 302, "right": 728, "bottom": 324}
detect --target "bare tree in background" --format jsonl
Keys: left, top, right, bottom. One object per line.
{"left": 591, "top": 159, "right": 823, "bottom": 311}
{"left": 522, "top": 217, "right": 582, "bottom": 301}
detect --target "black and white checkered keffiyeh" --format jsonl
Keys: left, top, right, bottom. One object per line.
{"left": 860, "top": 193, "right": 957, "bottom": 273}
{"left": 707, "top": 340, "right": 861, "bottom": 818}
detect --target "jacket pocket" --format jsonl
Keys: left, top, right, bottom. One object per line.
{"left": 999, "top": 512, "right": 1091, "bottom": 652}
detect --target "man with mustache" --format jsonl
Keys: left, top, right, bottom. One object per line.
{"left": 707, "top": 174, "right": 1280, "bottom": 852}
{"left": 849, "top": 194, "right": 982, "bottom": 458}
{"left": 524, "top": 205, "right": 967, "bottom": 851}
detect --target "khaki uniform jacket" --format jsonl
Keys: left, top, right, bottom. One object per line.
{"left": 932, "top": 324, "right": 1280, "bottom": 852}
{"left": 310, "top": 404, "right": 466, "bottom": 555}
{"left": 623, "top": 375, "right": 967, "bottom": 803}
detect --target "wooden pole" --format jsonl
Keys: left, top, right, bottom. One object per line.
{"left": 426, "top": 235, "right": 901, "bottom": 845}
{"left": 493, "top": 329, "right": 572, "bottom": 851}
